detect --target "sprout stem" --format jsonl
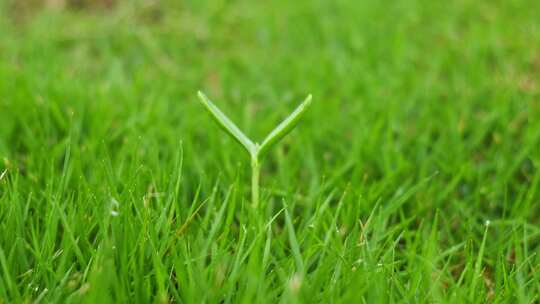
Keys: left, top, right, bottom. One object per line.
{"left": 251, "top": 155, "right": 260, "bottom": 207}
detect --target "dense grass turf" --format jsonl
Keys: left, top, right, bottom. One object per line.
{"left": 1, "top": 0, "right": 540, "bottom": 302}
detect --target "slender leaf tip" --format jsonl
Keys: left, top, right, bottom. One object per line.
{"left": 196, "top": 90, "right": 255, "bottom": 156}
{"left": 257, "top": 94, "right": 313, "bottom": 158}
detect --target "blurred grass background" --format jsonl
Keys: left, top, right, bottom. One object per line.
{"left": 1, "top": 0, "right": 540, "bottom": 302}
{"left": 2, "top": 0, "right": 539, "bottom": 210}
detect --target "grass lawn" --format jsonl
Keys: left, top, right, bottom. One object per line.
{"left": 1, "top": 0, "right": 540, "bottom": 302}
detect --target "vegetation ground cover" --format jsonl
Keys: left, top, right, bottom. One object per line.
{"left": 0, "top": 1, "right": 540, "bottom": 302}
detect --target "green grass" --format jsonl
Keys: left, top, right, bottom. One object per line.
{"left": 0, "top": 0, "right": 540, "bottom": 302}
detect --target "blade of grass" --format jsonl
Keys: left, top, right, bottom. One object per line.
{"left": 284, "top": 203, "right": 305, "bottom": 274}
{"left": 0, "top": 245, "right": 19, "bottom": 300}
{"left": 469, "top": 222, "right": 489, "bottom": 301}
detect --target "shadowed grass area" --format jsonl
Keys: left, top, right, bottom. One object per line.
{"left": 0, "top": 0, "right": 540, "bottom": 302}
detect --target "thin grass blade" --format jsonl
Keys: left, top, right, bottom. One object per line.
{"left": 197, "top": 91, "right": 255, "bottom": 155}
{"left": 258, "top": 94, "right": 312, "bottom": 158}
{"left": 284, "top": 203, "right": 305, "bottom": 274}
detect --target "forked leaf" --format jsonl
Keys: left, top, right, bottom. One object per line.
{"left": 197, "top": 91, "right": 255, "bottom": 155}
{"left": 257, "top": 95, "right": 312, "bottom": 158}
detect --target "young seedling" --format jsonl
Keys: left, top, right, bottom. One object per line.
{"left": 197, "top": 91, "right": 312, "bottom": 207}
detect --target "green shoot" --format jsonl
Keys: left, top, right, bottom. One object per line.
{"left": 197, "top": 91, "right": 312, "bottom": 207}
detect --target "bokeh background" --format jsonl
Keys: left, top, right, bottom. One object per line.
{"left": 2, "top": 0, "right": 539, "bottom": 211}
{"left": 1, "top": 0, "right": 540, "bottom": 302}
